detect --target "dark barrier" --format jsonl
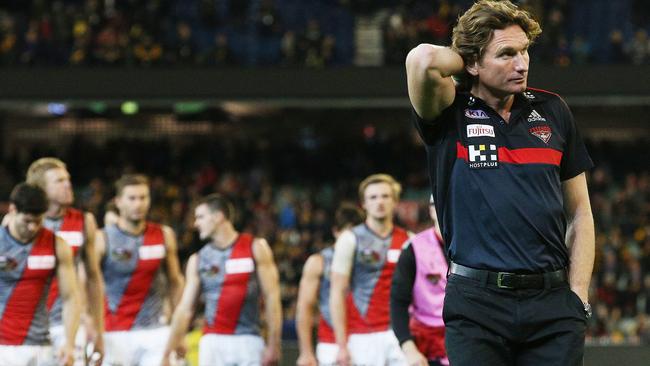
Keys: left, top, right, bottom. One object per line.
{"left": 1, "top": 65, "right": 649, "bottom": 102}
{"left": 276, "top": 342, "right": 650, "bottom": 366}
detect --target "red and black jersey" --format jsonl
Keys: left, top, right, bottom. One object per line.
{"left": 413, "top": 88, "right": 593, "bottom": 273}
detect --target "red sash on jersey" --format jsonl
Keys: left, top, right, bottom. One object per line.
{"left": 0, "top": 229, "right": 56, "bottom": 345}
{"left": 204, "top": 233, "right": 255, "bottom": 334}
{"left": 346, "top": 227, "right": 408, "bottom": 333}
{"left": 47, "top": 208, "right": 84, "bottom": 311}
{"left": 105, "top": 222, "right": 165, "bottom": 331}
{"left": 317, "top": 317, "right": 335, "bottom": 344}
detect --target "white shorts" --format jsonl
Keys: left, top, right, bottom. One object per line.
{"left": 0, "top": 345, "right": 56, "bottom": 366}
{"left": 348, "top": 330, "right": 407, "bottom": 366}
{"left": 198, "top": 334, "right": 264, "bottom": 366}
{"left": 50, "top": 324, "right": 87, "bottom": 366}
{"left": 103, "top": 326, "right": 169, "bottom": 366}
{"left": 316, "top": 342, "right": 339, "bottom": 366}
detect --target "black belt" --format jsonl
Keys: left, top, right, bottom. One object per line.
{"left": 449, "top": 262, "right": 568, "bottom": 289}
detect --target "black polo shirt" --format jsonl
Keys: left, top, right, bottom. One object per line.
{"left": 413, "top": 88, "right": 593, "bottom": 273}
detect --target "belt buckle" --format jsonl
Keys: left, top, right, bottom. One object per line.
{"left": 497, "top": 272, "right": 515, "bottom": 289}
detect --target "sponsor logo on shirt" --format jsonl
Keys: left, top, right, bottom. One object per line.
{"left": 523, "top": 91, "right": 536, "bottom": 100}
{"left": 527, "top": 110, "right": 546, "bottom": 123}
{"left": 468, "top": 144, "right": 499, "bottom": 169}
{"left": 0, "top": 256, "right": 18, "bottom": 271}
{"left": 464, "top": 109, "right": 490, "bottom": 119}
{"left": 386, "top": 249, "right": 401, "bottom": 263}
{"left": 225, "top": 258, "right": 255, "bottom": 274}
{"left": 139, "top": 244, "right": 166, "bottom": 260}
{"left": 27, "top": 255, "right": 56, "bottom": 270}
{"left": 529, "top": 126, "right": 553, "bottom": 144}
{"left": 466, "top": 124, "right": 495, "bottom": 138}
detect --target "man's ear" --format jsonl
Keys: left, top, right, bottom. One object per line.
{"left": 466, "top": 59, "right": 479, "bottom": 76}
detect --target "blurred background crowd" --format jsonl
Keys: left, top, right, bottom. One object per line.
{"left": 0, "top": 0, "right": 649, "bottom": 67}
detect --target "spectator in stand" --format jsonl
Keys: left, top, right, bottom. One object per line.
{"left": 626, "top": 29, "right": 650, "bottom": 65}
{"left": 0, "top": 13, "right": 18, "bottom": 65}
{"left": 167, "top": 21, "right": 197, "bottom": 65}
{"left": 607, "top": 29, "right": 629, "bottom": 64}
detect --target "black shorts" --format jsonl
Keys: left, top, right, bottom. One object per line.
{"left": 443, "top": 273, "right": 587, "bottom": 366}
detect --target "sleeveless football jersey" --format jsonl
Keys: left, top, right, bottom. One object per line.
{"left": 0, "top": 227, "right": 57, "bottom": 345}
{"left": 200, "top": 234, "right": 260, "bottom": 335}
{"left": 103, "top": 223, "right": 167, "bottom": 331}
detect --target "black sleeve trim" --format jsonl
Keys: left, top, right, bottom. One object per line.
{"left": 390, "top": 243, "right": 417, "bottom": 345}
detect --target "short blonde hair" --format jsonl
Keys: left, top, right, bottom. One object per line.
{"left": 26, "top": 157, "right": 67, "bottom": 189}
{"left": 358, "top": 174, "right": 402, "bottom": 202}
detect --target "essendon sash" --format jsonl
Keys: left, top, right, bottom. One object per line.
{"left": 204, "top": 234, "right": 255, "bottom": 334}
{"left": 105, "top": 223, "right": 165, "bottom": 331}
{"left": 346, "top": 227, "right": 408, "bottom": 333}
{"left": 47, "top": 208, "right": 84, "bottom": 311}
{"left": 0, "top": 229, "right": 56, "bottom": 344}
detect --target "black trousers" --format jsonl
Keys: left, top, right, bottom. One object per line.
{"left": 443, "top": 273, "right": 587, "bottom": 366}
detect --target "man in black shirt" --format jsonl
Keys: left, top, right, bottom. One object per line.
{"left": 405, "top": 1, "right": 595, "bottom": 365}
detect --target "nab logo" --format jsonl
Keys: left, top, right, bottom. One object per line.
{"left": 529, "top": 126, "right": 552, "bottom": 144}
{"left": 464, "top": 109, "right": 490, "bottom": 119}
{"left": 467, "top": 124, "right": 495, "bottom": 138}
{"left": 468, "top": 144, "right": 498, "bottom": 169}
{"left": 527, "top": 110, "right": 546, "bottom": 123}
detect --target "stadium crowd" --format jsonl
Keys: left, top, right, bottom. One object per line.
{"left": 0, "top": 0, "right": 649, "bottom": 67}
{"left": 0, "top": 133, "right": 647, "bottom": 345}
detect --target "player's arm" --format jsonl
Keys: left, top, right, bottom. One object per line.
{"left": 406, "top": 44, "right": 463, "bottom": 120}
{"left": 329, "top": 230, "right": 356, "bottom": 365}
{"left": 295, "top": 253, "right": 324, "bottom": 366}
{"left": 162, "top": 254, "right": 201, "bottom": 365}
{"left": 82, "top": 213, "right": 105, "bottom": 355}
{"left": 162, "top": 225, "right": 185, "bottom": 309}
{"left": 562, "top": 172, "right": 595, "bottom": 303}
{"left": 55, "top": 235, "right": 82, "bottom": 366}
{"left": 253, "top": 238, "right": 282, "bottom": 366}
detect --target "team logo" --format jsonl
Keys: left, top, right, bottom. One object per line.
{"left": 426, "top": 273, "right": 442, "bottom": 285}
{"left": 359, "top": 247, "right": 382, "bottom": 265}
{"left": 0, "top": 256, "right": 18, "bottom": 271}
{"left": 529, "top": 126, "right": 552, "bottom": 144}
{"left": 466, "top": 124, "right": 495, "bottom": 138}
{"left": 468, "top": 144, "right": 498, "bottom": 169}
{"left": 200, "top": 263, "right": 221, "bottom": 277}
{"left": 523, "top": 91, "right": 536, "bottom": 100}
{"left": 527, "top": 110, "right": 546, "bottom": 123}
{"left": 111, "top": 247, "right": 133, "bottom": 261}
{"left": 464, "top": 109, "right": 490, "bottom": 119}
